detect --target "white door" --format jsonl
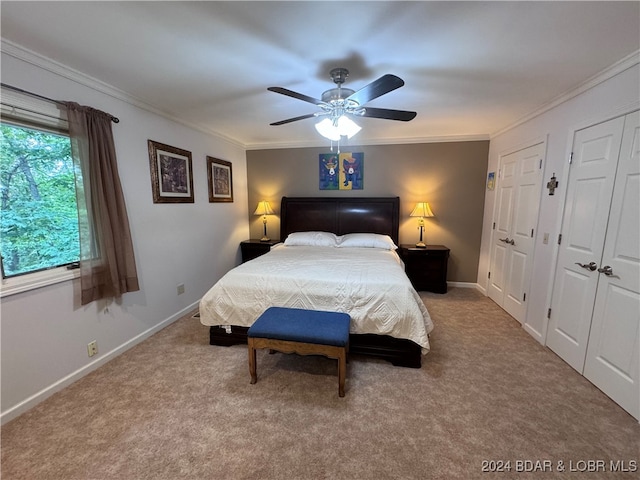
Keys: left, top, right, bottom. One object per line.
{"left": 488, "top": 143, "right": 544, "bottom": 323}
{"left": 487, "top": 150, "right": 516, "bottom": 306}
{"left": 584, "top": 112, "right": 640, "bottom": 420}
{"left": 502, "top": 145, "right": 544, "bottom": 320}
{"left": 547, "top": 116, "right": 625, "bottom": 371}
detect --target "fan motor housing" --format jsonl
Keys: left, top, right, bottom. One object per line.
{"left": 321, "top": 88, "right": 356, "bottom": 103}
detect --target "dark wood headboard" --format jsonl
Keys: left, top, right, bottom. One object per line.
{"left": 280, "top": 197, "right": 400, "bottom": 245}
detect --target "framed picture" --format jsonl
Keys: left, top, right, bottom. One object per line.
{"left": 207, "top": 156, "right": 233, "bottom": 202}
{"left": 487, "top": 171, "right": 496, "bottom": 191}
{"left": 148, "top": 140, "right": 194, "bottom": 203}
{"left": 319, "top": 152, "right": 364, "bottom": 190}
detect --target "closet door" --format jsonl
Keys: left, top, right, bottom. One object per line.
{"left": 583, "top": 112, "right": 639, "bottom": 420}
{"left": 488, "top": 142, "right": 544, "bottom": 323}
{"left": 546, "top": 117, "right": 624, "bottom": 372}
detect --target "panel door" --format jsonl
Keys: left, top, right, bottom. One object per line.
{"left": 502, "top": 143, "right": 544, "bottom": 321}
{"left": 584, "top": 112, "right": 640, "bottom": 420}
{"left": 487, "top": 150, "right": 516, "bottom": 306}
{"left": 488, "top": 143, "right": 544, "bottom": 324}
{"left": 546, "top": 116, "right": 625, "bottom": 372}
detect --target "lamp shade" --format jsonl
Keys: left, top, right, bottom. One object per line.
{"left": 410, "top": 202, "right": 435, "bottom": 218}
{"left": 253, "top": 201, "right": 274, "bottom": 216}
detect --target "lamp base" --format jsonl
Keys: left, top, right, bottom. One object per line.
{"left": 415, "top": 241, "right": 426, "bottom": 248}
{"left": 260, "top": 236, "right": 271, "bottom": 242}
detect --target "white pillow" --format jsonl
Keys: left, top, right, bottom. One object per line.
{"left": 338, "top": 233, "right": 398, "bottom": 250}
{"left": 284, "top": 231, "right": 339, "bottom": 247}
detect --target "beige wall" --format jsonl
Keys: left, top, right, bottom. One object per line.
{"left": 246, "top": 141, "right": 489, "bottom": 283}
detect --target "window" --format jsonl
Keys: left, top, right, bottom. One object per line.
{"left": 1, "top": 87, "right": 138, "bottom": 302}
{"left": 1, "top": 87, "right": 80, "bottom": 294}
{"left": 0, "top": 122, "right": 80, "bottom": 277}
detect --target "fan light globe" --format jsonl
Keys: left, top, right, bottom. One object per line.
{"left": 315, "top": 116, "right": 361, "bottom": 141}
{"left": 315, "top": 118, "right": 341, "bottom": 141}
{"left": 337, "top": 115, "right": 361, "bottom": 138}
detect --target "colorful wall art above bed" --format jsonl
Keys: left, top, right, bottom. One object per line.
{"left": 319, "top": 152, "right": 364, "bottom": 190}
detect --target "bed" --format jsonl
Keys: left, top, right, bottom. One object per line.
{"left": 200, "top": 196, "right": 434, "bottom": 367}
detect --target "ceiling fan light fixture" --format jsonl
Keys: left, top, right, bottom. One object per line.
{"left": 315, "top": 115, "right": 361, "bottom": 141}
{"left": 315, "top": 118, "right": 341, "bottom": 141}
{"left": 270, "top": 67, "right": 414, "bottom": 148}
{"left": 337, "top": 115, "right": 361, "bottom": 139}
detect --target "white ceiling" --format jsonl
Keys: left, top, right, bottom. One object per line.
{"left": 2, "top": 1, "right": 639, "bottom": 149}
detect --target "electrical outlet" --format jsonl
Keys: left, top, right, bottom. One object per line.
{"left": 87, "top": 340, "right": 98, "bottom": 357}
{"left": 177, "top": 283, "right": 185, "bottom": 295}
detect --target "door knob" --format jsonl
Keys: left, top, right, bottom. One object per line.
{"left": 597, "top": 265, "right": 613, "bottom": 276}
{"left": 575, "top": 262, "right": 597, "bottom": 271}
{"left": 499, "top": 237, "right": 509, "bottom": 243}
{"left": 508, "top": 239, "right": 515, "bottom": 245}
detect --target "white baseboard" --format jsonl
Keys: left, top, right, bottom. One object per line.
{"left": 447, "top": 281, "right": 484, "bottom": 293}
{"left": 523, "top": 323, "right": 545, "bottom": 345}
{"left": 1, "top": 301, "right": 199, "bottom": 425}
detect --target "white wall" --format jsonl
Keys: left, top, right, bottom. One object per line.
{"left": 478, "top": 57, "right": 640, "bottom": 343}
{"left": 0, "top": 48, "right": 249, "bottom": 422}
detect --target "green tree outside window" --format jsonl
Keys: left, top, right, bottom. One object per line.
{"left": 0, "top": 123, "right": 80, "bottom": 277}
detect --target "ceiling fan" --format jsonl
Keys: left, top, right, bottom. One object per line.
{"left": 267, "top": 68, "right": 417, "bottom": 141}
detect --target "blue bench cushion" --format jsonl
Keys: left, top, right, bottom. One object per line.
{"left": 248, "top": 307, "right": 350, "bottom": 347}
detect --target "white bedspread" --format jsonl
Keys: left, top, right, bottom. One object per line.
{"left": 199, "top": 244, "right": 434, "bottom": 353}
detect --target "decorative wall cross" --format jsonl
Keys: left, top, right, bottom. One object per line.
{"left": 547, "top": 174, "right": 559, "bottom": 195}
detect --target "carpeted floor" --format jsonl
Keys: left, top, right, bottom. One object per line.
{"left": 1, "top": 288, "right": 638, "bottom": 479}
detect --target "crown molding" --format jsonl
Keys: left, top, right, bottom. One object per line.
{"left": 491, "top": 49, "right": 640, "bottom": 139}
{"left": 245, "top": 133, "right": 490, "bottom": 151}
{"left": 1, "top": 39, "right": 244, "bottom": 149}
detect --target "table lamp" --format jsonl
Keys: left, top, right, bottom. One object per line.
{"left": 409, "top": 202, "right": 434, "bottom": 248}
{"left": 253, "top": 200, "right": 275, "bottom": 241}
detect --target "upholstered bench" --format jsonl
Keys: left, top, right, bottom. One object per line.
{"left": 247, "top": 307, "right": 351, "bottom": 397}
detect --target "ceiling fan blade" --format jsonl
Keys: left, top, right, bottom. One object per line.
{"left": 346, "top": 74, "right": 405, "bottom": 105}
{"left": 361, "top": 107, "right": 417, "bottom": 121}
{"left": 267, "top": 87, "right": 326, "bottom": 106}
{"left": 270, "top": 113, "right": 318, "bottom": 126}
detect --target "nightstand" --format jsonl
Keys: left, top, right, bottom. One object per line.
{"left": 240, "top": 239, "right": 280, "bottom": 263}
{"left": 398, "top": 244, "right": 450, "bottom": 293}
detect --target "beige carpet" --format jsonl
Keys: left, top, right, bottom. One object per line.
{"left": 2, "top": 288, "right": 638, "bottom": 479}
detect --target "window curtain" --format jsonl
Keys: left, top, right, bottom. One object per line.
{"left": 65, "top": 102, "right": 139, "bottom": 305}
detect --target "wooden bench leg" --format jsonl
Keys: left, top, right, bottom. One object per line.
{"left": 248, "top": 338, "right": 257, "bottom": 384}
{"left": 249, "top": 337, "right": 347, "bottom": 397}
{"left": 338, "top": 347, "right": 346, "bottom": 397}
